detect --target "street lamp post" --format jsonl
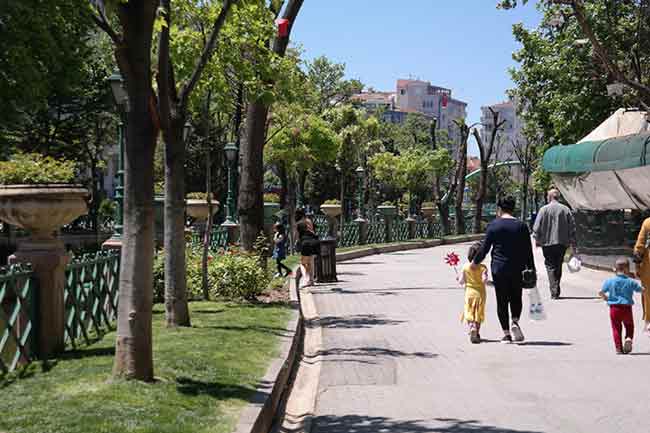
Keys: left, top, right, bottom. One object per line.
{"left": 222, "top": 142, "right": 239, "bottom": 227}
{"left": 105, "top": 71, "right": 129, "bottom": 246}
{"left": 355, "top": 165, "right": 366, "bottom": 222}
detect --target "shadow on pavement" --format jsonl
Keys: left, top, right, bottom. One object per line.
{"left": 516, "top": 341, "right": 572, "bottom": 347}
{"left": 311, "top": 415, "right": 545, "bottom": 433}
{"left": 308, "top": 346, "right": 437, "bottom": 359}
{"left": 306, "top": 314, "right": 405, "bottom": 329}
{"left": 338, "top": 261, "right": 383, "bottom": 266}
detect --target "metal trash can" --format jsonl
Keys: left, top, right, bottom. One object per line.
{"left": 315, "top": 238, "right": 337, "bottom": 283}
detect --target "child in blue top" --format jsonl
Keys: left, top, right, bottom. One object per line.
{"left": 273, "top": 223, "right": 292, "bottom": 278}
{"left": 599, "top": 258, "right": 645, "bottom": 354}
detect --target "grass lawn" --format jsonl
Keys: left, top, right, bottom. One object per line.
{"left": 0, "top": 301, "right": 292, "bottom": 433}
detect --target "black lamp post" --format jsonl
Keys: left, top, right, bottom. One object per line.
{"left": 222, "top": 142, "right": 239, "bottom": 227}
{"left": 355, "top": 165, "right": 366, "bottom": 222}
{"left": 107, "top": 70, "right": 128, "bottom": 241}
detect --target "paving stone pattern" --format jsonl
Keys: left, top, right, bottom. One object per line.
{"left": 307, "top": 244, "right": 649, "bottom": 433}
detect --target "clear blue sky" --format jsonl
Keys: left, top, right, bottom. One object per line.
{"left": 291, "top": 0, "right": 541, "bottom": 152}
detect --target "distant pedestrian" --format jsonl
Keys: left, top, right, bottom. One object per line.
{"left": 599, "top": 258, "right": 644, "bottom": 354}
{"left": 458, "top": 242, "right": 488, "bottom": 344}
{"left": 474, "top": 196, "right": 536, "bottom": 344}
{"left": 533, "top": 188, "right": 577, "bottom": 299}
{"left": 273, "top": 223, "right": 292, "bottom": 278}
{"left": 295, "top": 209, "right": 320, "bottom": 287}
{"left": 633, "top": 217, "right": 650, "bottom": 334}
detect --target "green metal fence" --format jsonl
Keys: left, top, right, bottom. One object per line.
{"left": 0, "top": 264, "right": 37, "bottom": 374}
{"left": 340, "top": 223, "right": 360, "bottom": 247}
{"left": 64, "top": 251, "right": 120, "bottom": 348}
{"left": 393, "top": 221, "right": 410, "bottom": 242}
{"left": 367, "top": 222, "right": 387, "bottom": 244}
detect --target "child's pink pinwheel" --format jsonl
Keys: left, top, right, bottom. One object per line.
{"left": 445, "top": 252, "right": 461, "bottom": 275}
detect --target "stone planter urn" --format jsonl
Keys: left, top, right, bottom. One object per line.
{"left": 421, "top": 206, "right": 435, "bottom": 220}
{"left": 320, "top": 204, "right": 342, "bottom": 239}
{"left": 264, "top": 202, "right": 281, "bottom": 224}
{"left": 186, "top": 199, "right": 220, "bottom": 220}
{"left": 377, "top": 205, "right": 397, "bottom": 218}
{"left": 0, "top": 184, "right": 89, "bottom": 357}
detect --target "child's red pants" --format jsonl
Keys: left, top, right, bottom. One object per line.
{"left": 610, "top": 305, "right": 634, "bottom": 351}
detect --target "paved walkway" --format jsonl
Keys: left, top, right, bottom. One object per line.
{"left": 306, "top": 243, "right": 649, "bottom": 433}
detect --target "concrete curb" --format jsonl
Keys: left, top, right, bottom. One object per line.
{"left": 233, "top": 277, "right": 303, "bottom": 433}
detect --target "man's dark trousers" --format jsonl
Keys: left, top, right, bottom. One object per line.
{"left": 542, "top": 244, "right": 567, "bottom": 298}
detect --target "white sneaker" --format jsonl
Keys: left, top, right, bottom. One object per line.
{"left": 623, "top": 337, "right": 633, "bottom": 354}
{"left": 511, "top": 323, "right": 525, "bottom": 342}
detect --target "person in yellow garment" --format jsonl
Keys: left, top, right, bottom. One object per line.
{"left": 633, "top": 217, "right": 650, "bottom": 333}
{"left": 458, "top": 242, "right": 488, "bottom": 344}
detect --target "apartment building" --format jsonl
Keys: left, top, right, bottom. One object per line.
{"left": 479, "top": 98, "right": 526, "bottom": 161}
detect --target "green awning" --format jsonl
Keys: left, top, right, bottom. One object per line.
{"left": 543, "top": 133, "right": 650, "bottom": 173}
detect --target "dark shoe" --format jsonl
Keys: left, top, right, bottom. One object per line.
{"left": 551, "top": 295, "right": 560, "bottom": 300}
{"left": 501, "top": 335, "right": 513, "bottom": 344}
{"left": 470, "top": 328, "right": 480, "bottom": 344}
{"left": 511, "top": 323, "right": 525, "bottom": 342}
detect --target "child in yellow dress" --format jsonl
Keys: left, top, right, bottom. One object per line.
{"left": 458, "top": 242, "right": 488, "bottom": 344}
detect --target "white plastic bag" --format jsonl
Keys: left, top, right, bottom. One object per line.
{"left": 567, "top": 255, "right": 582, "bottom": 273}
{"left": 527, "top": 286, "right": 547, "bottom": 321}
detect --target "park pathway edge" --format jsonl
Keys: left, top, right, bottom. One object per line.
{"left": 270, "top": 233, "right": 484, "bottom": 433}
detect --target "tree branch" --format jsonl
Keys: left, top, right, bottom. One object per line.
{"left": 271, "top": 0, "right": 304, "bottom": 56}
{"left": 179, "top": 0, "right": 237, "bottom": 111}
{"left": 90, "top": 6, "right": 122, "bottom": 46}
{"left": 157, "top": 0, "right": 173, "bottom": 132}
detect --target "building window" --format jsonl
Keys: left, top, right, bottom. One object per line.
{"left": 400, "top": 89, "right": 405, "bottom": 95}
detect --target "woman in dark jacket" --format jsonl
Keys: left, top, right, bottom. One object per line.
{"left": 473, "top": 196, "right": 536, "bottom": 343}
{"left": 295, "top": 209, "right": 320, "bottom": 287}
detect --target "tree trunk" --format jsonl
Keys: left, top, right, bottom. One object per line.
{"left": 437, "top": 201, "right": 451, "bottom": 236}
{"left": 239, "top": 0, "right": 304, "bottom": 251}
{"left": 454, "top": 131, "right": 469, "bottom": 235}
{"left": 521, "top": 170, "right": 530, "bottom": 223}
{"left": 239, "top": 101, "right": 268, "bottom": 251}
{"left": 112, "top": 1, "right": 157, "bottom": 382}
{"left": 279, "top": 164, "right": 288, "bottom": 209}
{"left": 202, "top": 146, "right": 213, "bottom": 301}
{"left": 162, "top": 120, "right": 190, "bottom": 327}
{"left": 286, "top": 176, "right": 297, "bottom": 254}
{"left": 473, "top": 162, "right": 489, "bottom": 234}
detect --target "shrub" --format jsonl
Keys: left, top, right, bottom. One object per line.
{"left": 263, "top": 192, "right": 280, "bottom": 203}
{"left": 323, "top": 199, "right": 341, "bottom": 205}
{"left": 421, "top": 202, "right": 435, "bottom": 208}
{"left": 210, "top": 253, "right": 271, "bottom": 301}
{"left": 153, "top": 246, "right": 207, "bottom": 302}
{"left": 0, "top": 153, "right": 76, "bottom": 185}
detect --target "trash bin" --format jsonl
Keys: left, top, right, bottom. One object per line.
{"left": 315, "top": 238, "right": 337, "bottom": 283}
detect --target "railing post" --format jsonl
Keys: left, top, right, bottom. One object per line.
{"left": 10, "top": 244, "right": 70, "bottom": 358}
{"left": 357, "top": 219, "right": 368, "bottom": 245}
{"left": 407, "top": 219, "right": 416, "bottom": 240}
{"left": 385, "top": 216, "right": 394, "bottom": 243}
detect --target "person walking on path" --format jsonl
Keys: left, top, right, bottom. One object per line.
{"left": 295, "top": 209, "right": 320, "bottom": 287}
{"left": 599, "top": 258, "right": 644, "bottom": 354}
{"left": 273, "top": 223, "right": 292, "bottom": 278}
{"left": 458, "top": 242, "right": 488, "bottom": 344}
{"left": 633, "top": 217, "right": 650, "bottom": 333}
{"left": 474, "top": 196, "right": 536, "bottom": 344}
{"left": 533, "top": 188, "right": 576, "bottom": 300}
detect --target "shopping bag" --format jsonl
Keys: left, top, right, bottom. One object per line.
{"left": 527, "top": 285, "right": 546, "bottom": 321}
{"left": 567, "top": 255, "right": 582, "bottom": 273}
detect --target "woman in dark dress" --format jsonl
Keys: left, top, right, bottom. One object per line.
{"left": 295, "top": 209, "right": 319, "bottom": 287}
{"left": 473, "top": 196, "right": 536, "bottom": 343}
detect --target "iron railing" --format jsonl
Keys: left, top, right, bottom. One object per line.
{"left": 0, "top": 264, "right": 37, "bottom": 373}
{"left": 64, "top": 251, "right": 120, "bottom": 348}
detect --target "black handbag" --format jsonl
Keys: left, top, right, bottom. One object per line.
{"left": 521, "top": 268, "right": 537, "bottom": 289}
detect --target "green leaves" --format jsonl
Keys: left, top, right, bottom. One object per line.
{"left": 369, "top": 148, "right": 444, "bottom": 194}
{"left": 0, "top": 153, "right": 77, "bottom": 185}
